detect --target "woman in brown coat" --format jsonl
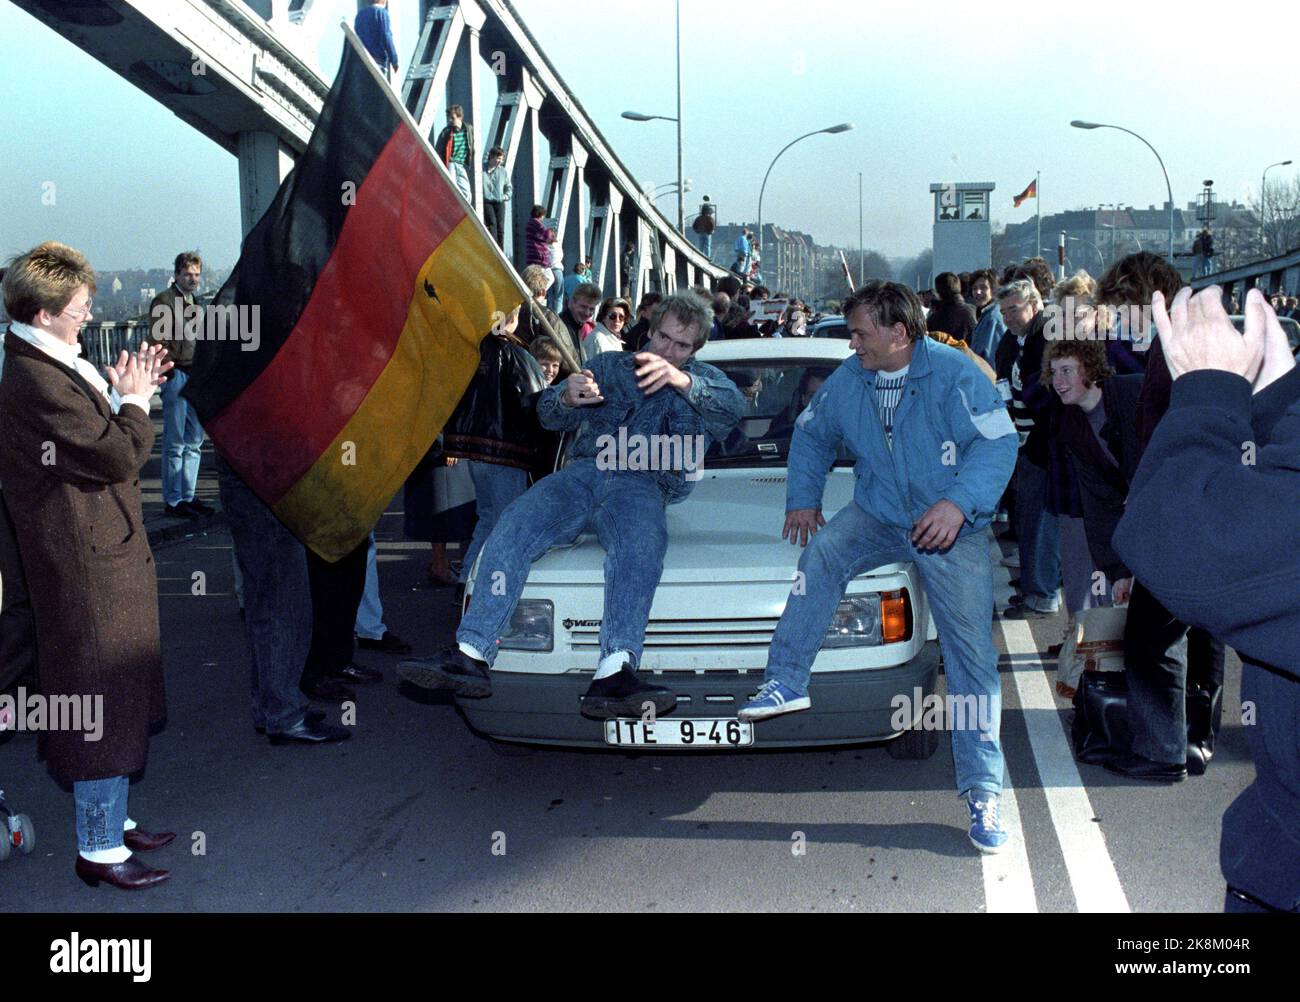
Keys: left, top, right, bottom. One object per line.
{"left": 0, "top": 242, "right": 174, "bottom": 890}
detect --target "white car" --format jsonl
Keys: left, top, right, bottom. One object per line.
{"left": 458, "top": 338, "right": 941, "bottom": 755}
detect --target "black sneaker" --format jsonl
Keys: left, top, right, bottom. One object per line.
{"left": 398, "top": 647, "right": 492, "bottom": 698}
{"left": 186, "top": 499, "right": 216, "bottom": 516}
{"left": 164, "top": 502, "right": 201, "bottom": 520}
{"left": 579, "top": 665, "right": 677, "bottom": 720}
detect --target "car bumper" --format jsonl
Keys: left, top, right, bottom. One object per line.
{"left": 456, "top": 641, "right": 941, "bottom": 749}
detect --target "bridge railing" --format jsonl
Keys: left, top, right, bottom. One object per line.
{"left": 1191, "top": 246, "right": 1300, "bottom": 303}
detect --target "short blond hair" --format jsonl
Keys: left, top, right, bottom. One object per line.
{"left": 2, "top": 241, "right": 96, "bottom": 324}
{"left": 522, "top": 264, "right": 552, "bottom": 297}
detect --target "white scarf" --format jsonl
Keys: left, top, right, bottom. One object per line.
{"left": 9, "top": 321, "right": 122, "bottom": 413}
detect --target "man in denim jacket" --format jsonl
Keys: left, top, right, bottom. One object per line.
{"left": 400, "top": 293, "right": 745, "bottom": 719}
{"left": 738, "top": 280, "right": 1019, "bottom": 854}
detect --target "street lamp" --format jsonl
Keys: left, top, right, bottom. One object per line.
{"left": 621, "top": 0, "right": 684, "bottom": 233}
{"left": 757, "top": 122, "right": 854, "bottom": 284}
{"left": 1066, "top": 235, "right": 1105, "bottom": 272}
{"left": 1261, "top": 159, "right": 1293, "bottom": 253}
{"left": 1072, "top": 119, "right": 1174, "bottom": 261}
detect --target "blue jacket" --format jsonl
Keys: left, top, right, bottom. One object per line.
{"left": 787, "top": 336, "right": 1017, "bottom": 533}
{"left": 354, "top": 5, "right": 399, "bottom": 72}
{"left": 969, "top": 302, "right": 1006, "bottom": 367}
{"left": 1114, "top": 366, "right": 1300, "bottom": 911}
{"left": 536, "top": 351, "right": 746, "bottom": 504}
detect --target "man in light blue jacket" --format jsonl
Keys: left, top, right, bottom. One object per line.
{"left": 739, "top": 280, "right": 1018, "bottom": 853}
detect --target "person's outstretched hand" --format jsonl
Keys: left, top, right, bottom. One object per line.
{"left": 1152, "top": 286, "right": 1264, "bottom": 385}
{"left": 1243, "top": 287, "right": 1297, "bottom": 395}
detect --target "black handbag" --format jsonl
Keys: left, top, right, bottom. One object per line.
{"left": 1071, "top": 671, "right": 1225, "bottom": 764}
{"left": 1071, "top": 671, "right": 1132, "bottom": 764}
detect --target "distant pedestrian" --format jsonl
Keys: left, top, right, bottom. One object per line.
{"left": 732, "top": 229, "right": 752, "bottom": 277}
{"left": 481, "top": 146, "right": 511, "bottom": 250}
{"left": 525, "top": 205, "right": 552, "bottom": 269}
{"left": 562, "top": 260, "right": 589, "bottom": 309}
{"left": 147, "top": 252, "right": 212, "bottom": 520}
{"left": 926, "top": 272, "right": 977, "bottom": 343}
{"left": 354, "top": 0, "right": 399, "bottom": 80}
{"left": 968, "top": 268, "right": 1005, "bottom": 366}
{"left": 547, "top": 229, "right": 565, "bottom": 314}
{"left": 583, "top": 297, "right": 631, "bottom": 361}
{"left": 693, "top": 196, "right": 716, "bottom": 258}
{"left": 435, "top": 105, "right": 474, "bottom": 202}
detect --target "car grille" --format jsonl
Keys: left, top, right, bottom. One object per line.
{"left": 567, "top": 615, "right": 780, "bottom": 651}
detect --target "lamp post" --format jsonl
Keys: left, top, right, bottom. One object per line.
{"left": 1261, "top": 159, "right": 1293, "bottom": 254}
{"left": 621, "top": 0, "right": 684, "bottom": 233}
{"left": 1067, "top": 235, "right": 1106, "bottom": 272}
{"left": 1072, "top": 120, "right": 1174, "bottom": 261}
{"left": 757, "top": 123, "right": 854, "bottom": 285}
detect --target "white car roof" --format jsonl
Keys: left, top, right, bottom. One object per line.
{"left": 695, "top": 338, "right": 853, "bottom": 364}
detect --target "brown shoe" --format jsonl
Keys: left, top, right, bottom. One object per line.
{"left": 75, "top": 854, "right": 170, "bottom": 890}
{"left": 123, "top": 828, "right": 176, "bottom": 853}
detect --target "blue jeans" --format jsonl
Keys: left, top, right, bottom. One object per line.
{"left": 74, "top": 775, "right": 128, "bottom": 853}
{"left": 547, "top": 268, "right": 565, "bottom": 313}
{"left": 354, "top": 532, "right": 388, "bottom": 640}
{"left": 161, "top": 369, "right": 205, "bottom": 506}
{"left": 764, "top": 501, "right": 1004, "bottom": 797}
{"left": 217, "top": 459, "right": 311, "bottom": 733}
{"left": 461, "top": 461, "right": 530, "bottom": 584}
{"left": 457, "top": 459, "right": 667, "bottom": 668}
{"left": 697, "top": 232, "right": 713, "bottom": 258}
{"left": 1014, "top": 455, "right": 1060, "bottom": 606}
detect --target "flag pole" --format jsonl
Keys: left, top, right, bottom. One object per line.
{"left": 1035, "top": 170, "right": 1041, "bottom": 259}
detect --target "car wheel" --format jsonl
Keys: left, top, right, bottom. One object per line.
{"left": 887, "top": 723, "right": 939, "bottom": 760}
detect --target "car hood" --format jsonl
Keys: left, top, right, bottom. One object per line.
{"left": 512, "top": 468, "right": 912, "bottom": 585}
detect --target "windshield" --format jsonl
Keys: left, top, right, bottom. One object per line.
{"left": 706, "top": 361, "right": 853, "bottom": 468}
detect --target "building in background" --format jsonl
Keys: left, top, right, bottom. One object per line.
{"left": 930, "top": 182, "right": 994, "bottom": 280}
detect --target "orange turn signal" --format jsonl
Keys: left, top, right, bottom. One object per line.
{"left": 881, "top": 589, "right": 912, "bottom": 643}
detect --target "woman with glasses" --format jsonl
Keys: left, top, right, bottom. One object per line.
{"left": 583, "top": 297, "right": 632, "bottom": 362}
{"left": 0, "top": 242, "right": 175, "bottom": 891}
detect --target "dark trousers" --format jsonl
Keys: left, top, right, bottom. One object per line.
{"left": 302, "top": 540, "right": 369, "bottom": 684}
{"left": 483, "top": 200, "right": 505, "bottom": 249}
{"left": 217, "top": 460, "right": 312, "bottom": 733}
{"left": 0, "top": 489, "right": 36, "bottom": 692}
{"left": 1123, "top": 582, "right": 1225, "bottom": 764}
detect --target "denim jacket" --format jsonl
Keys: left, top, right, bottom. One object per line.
{"left": 536, "top": 351, "right": 746, "bottom": 504}
{"left": 787, "top": 336, "right": 1017, "bottom": 533}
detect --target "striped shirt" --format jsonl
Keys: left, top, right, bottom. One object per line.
{"left": 1009, "top": 333, "right": 1033, "bottom": 447}
{"left": 874, "top": 365, "right": 909, "bottom": 444}
{"left": 450, "top": 128, "right": 468, "bottom": 164}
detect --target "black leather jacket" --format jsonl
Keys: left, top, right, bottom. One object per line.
{"left": 443, "top": 334, "right": 549, "bottom": 470}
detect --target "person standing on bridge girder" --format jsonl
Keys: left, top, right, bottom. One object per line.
{"left": 436, "top": 105, "right": 475, "bottom": 204}
{"left": 354, "top": 0, "right": 399, "bottom": 82}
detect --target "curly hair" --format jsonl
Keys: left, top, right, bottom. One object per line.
{"left": 1043, "top": 337, "right": 1113, "bottom": 387}
{"left": 1010, "top": 257, "right": 1055, "bottom": 302}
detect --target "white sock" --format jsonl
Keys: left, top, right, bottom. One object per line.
{"left": 123, "top": 818, "right": 137, "bottom": 831}
{"left": 458, "top": 641, "right": 487, "bottom": 663}
{"left": 594, "top": 651, "right": 632, "bottom": 680}
{"left": 81, "top": 846, "right": 132, "bottom": 864}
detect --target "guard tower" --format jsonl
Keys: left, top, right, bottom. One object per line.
{"left": 930, "top": 182, "right": 994, "bottom": 278}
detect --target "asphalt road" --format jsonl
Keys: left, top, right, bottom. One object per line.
{"left": 1, "top": 445, "right": 1249, "bottom": 911}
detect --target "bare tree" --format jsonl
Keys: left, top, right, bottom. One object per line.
{"left": 1245, "top": 176, "right": 1300, "bottom": 260}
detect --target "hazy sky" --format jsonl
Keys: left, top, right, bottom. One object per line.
{"left": 1, "top": 0, "right": 1294, "bottom": 270}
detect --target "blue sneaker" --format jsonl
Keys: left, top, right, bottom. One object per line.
{"left": 966, "top": 792, "right": 1009, "bottom": 854}
{"left": 737, "top": 679, "right": 810, "bottom": 722}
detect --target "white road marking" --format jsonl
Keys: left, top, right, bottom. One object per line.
{"left": 997, "top": 615, "right": 1131, "bottom": 913}
{"left": 980, "top": 774, "right": 1038, "bottom": 912}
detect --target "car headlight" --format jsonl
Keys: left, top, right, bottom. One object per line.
{"left": 499, "top": 599, "right": 554, "bottom": 652}
{"left": 822, "top": 596, "right": 883, "bottom": 648}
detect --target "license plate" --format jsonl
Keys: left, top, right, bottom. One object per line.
{"left": 603, "top": 718, "right": 753, "bottom": 747}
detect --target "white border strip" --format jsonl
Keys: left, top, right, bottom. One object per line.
{"left": 997, "top": 616, "right": 1131, "bottom": 913}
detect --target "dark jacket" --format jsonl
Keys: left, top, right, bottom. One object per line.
{"left": 1113, "top": 365, "right": 1300, "bottom": 911}
{"left": 0, "top": 334, "right": 164, "bottom": 782}
{"left": 996, "top": 312, "right": 1052, "bottom": 468}
{"left": 145, "top": 283, "right": 198, "bottom": 369}
{"left": 525, "top": 218, "right": 553, "bottom": 268}
{"left": 434, "top": 122, "right": 474, "bottom": 170}
{"left": 926, "top": 299, "right": 978, "bottom": 343}
{"left": 443, "top": 333, "right": 549, "bottom": 471}
{"left": 1057, "top": 374, "right": 1143, "bottom": 581}
{"left": 1134, "top": 334, "right": 1172, "bottom": 457}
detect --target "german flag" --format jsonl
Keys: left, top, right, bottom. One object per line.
{"left": 185, "top": 30, "right": 523, "bottom": 561}
{"left": 1013, "top": 179, "right": 1038, "bottom": 208}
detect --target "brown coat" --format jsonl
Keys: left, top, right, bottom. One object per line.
{"left": 145, "top": 284, "right": 198, "bottom": 369}
{"left": 0, "top": 333, "right": 164, "bottom": 783}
